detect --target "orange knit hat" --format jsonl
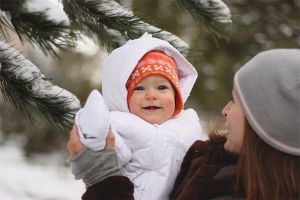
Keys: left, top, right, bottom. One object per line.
{"left": 126, "top": 51, "right": 183, "bottom": 117}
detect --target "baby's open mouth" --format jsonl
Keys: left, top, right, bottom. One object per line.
{"left": 144, "top": 106, "right": 161, "bottom": 110}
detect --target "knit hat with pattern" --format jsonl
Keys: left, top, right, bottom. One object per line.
{"left": 126, "top": 50, "right": 183, "bottom": 117}
{"left": 234, "top": 49, "right": 300, "bottom": 156}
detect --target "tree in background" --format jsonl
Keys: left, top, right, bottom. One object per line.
{"left": 131, "top": 0, "right": 300, "bottom": 119}
{"left": 192, "top": 0, "right": 300, "bottom": 116}
{"left": 0, "top": 0, "right": 232, "bottom": 154}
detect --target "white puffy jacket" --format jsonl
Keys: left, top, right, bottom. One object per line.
{"left": 76, "top": 34, "right": 202, "bottom": 200}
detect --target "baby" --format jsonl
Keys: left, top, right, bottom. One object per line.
{"left": 71, "top": 33, "right": 202, "bottom": 200}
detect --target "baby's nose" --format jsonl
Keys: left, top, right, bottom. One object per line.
{"left": 146, "top": 90, "right": 158, "bottom": 100}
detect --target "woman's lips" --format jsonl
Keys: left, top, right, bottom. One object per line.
{"left": 225, "top": 128, "right": 229, "bottom": 135}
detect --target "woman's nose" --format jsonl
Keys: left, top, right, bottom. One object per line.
{"left": 222, "top": 102, "right": 231, "bottom": 117}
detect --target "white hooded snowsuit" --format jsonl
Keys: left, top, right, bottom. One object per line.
{"left": 76, "top": 34, "right": 202, "bottom": 200}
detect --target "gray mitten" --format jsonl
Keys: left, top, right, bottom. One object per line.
{"left": 67, "top": 148, "right": 122, "bottom": 188}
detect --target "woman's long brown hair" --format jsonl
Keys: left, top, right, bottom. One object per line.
{"left": 236, "top": 118, "right": 300, "bottom": 199}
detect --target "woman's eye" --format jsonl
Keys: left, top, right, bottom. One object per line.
{"left": 135, "top": 86, "right": 144, "bottom": 91}
{"left": 158, "top": 86, "right": 167, "bottom": 90}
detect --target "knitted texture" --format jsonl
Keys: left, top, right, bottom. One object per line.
{"left": 234, "top": 49, "right": 300, "bottom": 156}
{"left": 67, "top": 148, "right": 122, "bottom": 188}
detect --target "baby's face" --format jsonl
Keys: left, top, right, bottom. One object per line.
{"left": 129, "top": 75, "right": 175, "bottom": 124}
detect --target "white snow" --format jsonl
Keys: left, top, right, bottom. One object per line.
{"left": 106, "top": 29, "right": 127, "bottom": 46}
{"left": 212, "top": 0, "right": 231, "bottom": 23}
{"left": 75, "top": 35, "right": 99, "bottom": 56}
{"left": 93, "top": 0, "right": 134, "bottom": 17}
{"left": 201, "top": 0, "right": 231, "bottom": 23}
{"left": 4, "top": 11, "right": 12, "bottom": 21}
{"left": 23, "top": 0, "right": 70, "bottom": 25}
{"left": 0, "top": 140, "right": 85, "bottom": 200}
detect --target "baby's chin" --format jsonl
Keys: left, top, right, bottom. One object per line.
{"left": 143, "top": 116, "right": 172, "bottom": 125}
{"left": 132, "top": 110, "right": 174, "bottom": 125}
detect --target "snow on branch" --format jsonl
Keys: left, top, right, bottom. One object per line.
{"left": 96, "top": 0, "right": 190, "bottom": 50}
{"left": 175, "top": 0, "right": 232, "bottom": 45}
{"left": 63, "top": 0, "right": 190, "bottom": 54}
{"left": 0, "top": 41, "right": 81, "bottom": 131}
{"left": 0, "top": 0, "right": 74, "bottom": 58}
{"left": 23, "top": 0, "right": 70, "bottom": 25}
{"left": 200, "top": 0, "right": 231, "bottom": 23}
{"left": 176, "top": 0, "right": 231, "bottom": 23}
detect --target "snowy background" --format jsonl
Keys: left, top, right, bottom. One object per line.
{"left": 0, "top": 136, "right": 85, "bottom": 200}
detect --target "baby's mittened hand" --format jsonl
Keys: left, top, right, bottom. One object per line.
{"left": 75, "top": 90, "right": 110, "bottom": 151}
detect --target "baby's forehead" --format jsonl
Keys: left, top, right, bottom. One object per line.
{"left": 138, "top": 75, "right": 171, "bottom": 83}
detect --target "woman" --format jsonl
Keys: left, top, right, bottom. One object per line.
{"left": 67, "top": 49, "right": 300, "bottom": 199}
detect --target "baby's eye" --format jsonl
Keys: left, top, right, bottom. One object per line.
{"left": 134, "top": 86, "right": 144, "bottom": 91}
{"left": 158, "top": 86, "right": 167, "bottom": 90}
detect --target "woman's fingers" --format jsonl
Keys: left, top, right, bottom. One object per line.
{"left": 68, "top": 124, "right": 115, "bottom": 155}
{"left": 67, "top": 124, "right": 84, "bottom": 156}
{"left": 105, "top": 125, "right": 115, "bottom": 150}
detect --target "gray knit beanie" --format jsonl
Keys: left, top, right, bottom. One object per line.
{"left": 234, "top": 49, "right": 300, "bottom": 156}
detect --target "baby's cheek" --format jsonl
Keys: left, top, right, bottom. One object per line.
{"left": 165, "top": 97, "right": 176, "bottom": 113}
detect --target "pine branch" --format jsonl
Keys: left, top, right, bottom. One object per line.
{"left": 0, "top": 0, "right": 75, "bottom": 58}
{"left": 175, "top": 0, "right": 232, "bottom": 45}
{"left": 0, "top": 41, "right": 81, "bottom": 132}
{"left": 62, "top": 0, "right": 194, "bottom": 57}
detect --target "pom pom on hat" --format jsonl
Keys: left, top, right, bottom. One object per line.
{"left": 126, "top": 51, "right": 183, "bottom": 117}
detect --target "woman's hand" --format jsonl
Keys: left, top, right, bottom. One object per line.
{"left": 67, "top": 125, "right": 84, "bottom": 156}
{"left": 104, "top": 125, "right": 115, "bottom": 150}
{"left": 67, "top": 125, "right": 115, "bottom": 156}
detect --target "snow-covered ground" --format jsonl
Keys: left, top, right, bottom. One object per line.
{"left": 0, "top": 140, "right": 85, "bottom": 200}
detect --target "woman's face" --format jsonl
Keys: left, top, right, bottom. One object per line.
{"left": 222, "top": 89, "right": 245, "bottom": 154}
